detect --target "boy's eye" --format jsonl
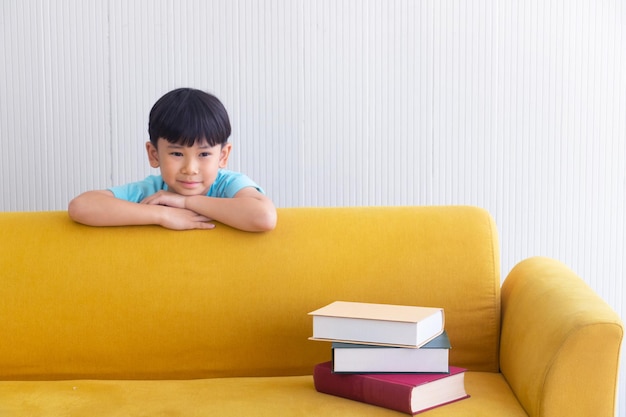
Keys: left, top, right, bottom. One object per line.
{"left": 199, "top": 152, "right": 211, "bottom": 157}
{"left": 170, "top": 152, "right": 184, "bottom": 157}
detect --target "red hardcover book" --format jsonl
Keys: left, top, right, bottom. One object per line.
{"left": 313, "top": 361, "right": 469, "bottom": 415}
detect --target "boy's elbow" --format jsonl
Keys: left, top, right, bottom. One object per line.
{"left": 67, "top": 190, "right": 112, "bottom": 225}
{"left": 254, "top": 209, "right": 277, "bottom": 232}
{"left": 67, "top": 196, "right": 89, "bottom": 224}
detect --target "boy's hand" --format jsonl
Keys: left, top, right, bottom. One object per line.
{"left": 141, "top": 190, "right": 188, "bottom": 209}
{"left": 141, "top": 191, "right": 215, "bottom": 230}
{"left": 158, "top": 206, "right": 215, "bottom": 230}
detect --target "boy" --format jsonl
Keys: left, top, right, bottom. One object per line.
{"left": 69, "top": 88, "right": 276, "bottom": 232}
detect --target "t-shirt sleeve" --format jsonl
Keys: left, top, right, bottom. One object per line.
{"left": 210, "top": 170, "right": 265, "bottom": 198}
{"left": 108, "top": 176, "right": 164, "bottom": 203}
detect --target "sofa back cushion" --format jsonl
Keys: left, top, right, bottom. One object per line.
{"left": 0, "top": 206, "right": 500, "bottom": 379}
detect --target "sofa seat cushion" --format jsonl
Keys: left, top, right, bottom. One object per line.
{"left": 0, "top": 372, "right": 527, "bottom": 417}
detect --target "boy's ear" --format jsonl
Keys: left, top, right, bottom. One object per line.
{"left": 219, "top": 143, "right": 232, "bottom": 168}
{"left": 146, "top": 142, "right": 160, "bottom": 168}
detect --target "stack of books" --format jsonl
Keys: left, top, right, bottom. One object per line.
{"left": 309, "top": 301, "right": 470, "bottom": 415}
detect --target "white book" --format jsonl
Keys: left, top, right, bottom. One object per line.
{"left": 309, "top": 301, "right": 445, "bottom": 348}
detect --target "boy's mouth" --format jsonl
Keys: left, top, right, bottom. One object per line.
{"left": 179, "top": 180, "right": 201, "bottom": 188}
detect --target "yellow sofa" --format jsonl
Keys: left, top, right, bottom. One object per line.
{"left": 0, "top": 207, "right": 622, "bottom": 417}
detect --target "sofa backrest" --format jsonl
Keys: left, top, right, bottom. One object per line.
{"left": 0, "top": 206, "right": 500, "bottom": 380}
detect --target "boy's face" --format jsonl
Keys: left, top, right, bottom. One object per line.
{"left": 146, "top": 138, "right": 232, "bottom": 196}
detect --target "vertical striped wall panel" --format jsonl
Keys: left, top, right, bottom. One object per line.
{"left": 1, "top": 0, "right": 110, "bottom": 210}
{"left": 1, "top": 1, "right": 625, "bottom": 413}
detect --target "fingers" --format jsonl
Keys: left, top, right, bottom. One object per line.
{"left": 154, "top": 206, "right": 214, "bottom": 230}
{"left": 140, "top": 191, "right": 185, "bottom": 209}
{"left": 188, "top": 213, "right": 214, "bottom": 229}
{"left": 184, "top": 212, "right": 215, "bottom": 230}
{"left": 191, "top": 213, "right": 212, "bottom": 222}
{"left": 140, "top": 194, "right": 160, "bottom": 205}
{"left": 196, "top": 221, "right": 216, "bottom": 230}
{"left": 193, "top": 214, "right": 215, "bottom": 229}
{"left": 140, "top": 190, "right": 165, "bottom": 204}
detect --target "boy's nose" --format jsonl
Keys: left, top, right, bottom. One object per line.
{"left": 181, "top": 159, "right": 199, "bottom": 175}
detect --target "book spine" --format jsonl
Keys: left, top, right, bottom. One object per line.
{"left": 313, "top": 363, "right": 413, "bottom": 415}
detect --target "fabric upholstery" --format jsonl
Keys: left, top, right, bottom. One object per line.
{"left": 0, "top": 207, "right": 621, "bottom": 416}
{"left": 0, "top": 207, "right": 500, "bottom": 380}
{"left": 0, "top": 372, "right": 526, "bottom": 417}
{"left": 501, "top": 257, "right": 623, "bottom": 417}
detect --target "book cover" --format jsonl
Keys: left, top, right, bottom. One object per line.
{"left": 313, "top": 361, "right": 469, "bottom": 415}
{"left": 309, "top": 301, "right": 445, "bottom": 348}
{"left": 332, "top": 331, "right": 451, "bottom": 373}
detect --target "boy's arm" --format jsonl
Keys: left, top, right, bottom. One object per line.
{"left": 142, "top": 187, "right": 277, "bottom": 232}
{"left": 68, "top": 190, "right": 215, "bottom": 230}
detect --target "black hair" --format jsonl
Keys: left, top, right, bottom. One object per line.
{"left": 148, "top": 88, "right": 231, "bottom": 148}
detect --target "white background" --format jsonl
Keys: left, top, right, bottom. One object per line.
{"left": 1, "top": 1, "right": 624, "bottom": 414}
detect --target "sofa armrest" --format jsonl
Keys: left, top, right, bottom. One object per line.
{"left": 500, "top": 256, "right": 623, "bottom": 417}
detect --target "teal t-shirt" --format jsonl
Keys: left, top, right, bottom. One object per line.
{"left": 109, "top": 170, "right": 264, "bottom": 202}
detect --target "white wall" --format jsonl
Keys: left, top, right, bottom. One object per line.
{"left": 2, "top": 0, "right": 625, "bottom": 414}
